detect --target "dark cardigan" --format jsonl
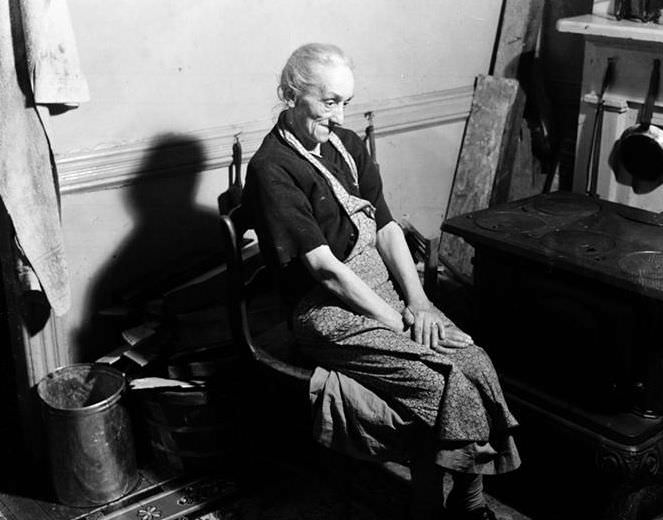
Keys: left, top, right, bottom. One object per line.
{"left": 242, "top": 117, "right": 393, "bottom": 304}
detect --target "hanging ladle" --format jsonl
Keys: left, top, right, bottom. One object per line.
{"left": 614, "top": 58, "right": 663, "bottom": 190}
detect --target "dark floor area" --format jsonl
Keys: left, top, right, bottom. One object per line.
{"left": 0, "top": 436, "right": 534, "bottom": 520}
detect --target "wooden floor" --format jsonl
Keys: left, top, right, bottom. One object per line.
{"left": 0, "top": 469, "right": 246, "bottom": 520}
{"left": 0, "top": 452, "right": 534, "bottom": 520}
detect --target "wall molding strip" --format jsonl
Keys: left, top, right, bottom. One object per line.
{"left": 57, "top": 86, "right": 473, "bottom": 195}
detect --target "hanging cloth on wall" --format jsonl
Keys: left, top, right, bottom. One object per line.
{"left": 19, "top": 0, "right": 89, "bottom": 106}
{"left": 0, "top": 0, "right": 88, "bottom": 316}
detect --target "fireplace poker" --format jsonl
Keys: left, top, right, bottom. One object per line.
{"left": 586, "top": 57, "right": 615, "bottom": 197}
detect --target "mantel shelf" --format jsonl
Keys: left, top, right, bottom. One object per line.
{"left": 557, "top": 14, "right": 663, "bottom": 45}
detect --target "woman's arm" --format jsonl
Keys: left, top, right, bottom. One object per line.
{"left": 376, "top": 221, "right": 472, "bottom": 351}
{"left": 302, "top": 244, "right": 405, "bottom": 332}
{"left": 376, "top": 221, "right": 429, "bottom": 309}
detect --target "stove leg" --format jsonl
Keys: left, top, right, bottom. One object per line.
{"left": 595, "top": 440, "right": 663, "bottom": 520}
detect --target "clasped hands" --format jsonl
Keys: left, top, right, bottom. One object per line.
{"left": 402, "top": 302, "right": 473, "bottom": 353}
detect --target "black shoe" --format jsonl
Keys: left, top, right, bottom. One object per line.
{"left": 451, "top": 506, "right": 498, "bottom": 520}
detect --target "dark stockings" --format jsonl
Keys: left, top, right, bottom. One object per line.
{"left": 408, "top": 429, "right": 487, "bottom": 519}
{"left": 446, "top": 472, "right": 486, "bottom": 513}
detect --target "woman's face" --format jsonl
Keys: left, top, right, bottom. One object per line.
{"left": 289, "top": 63, "right": 355, "bottom": 149}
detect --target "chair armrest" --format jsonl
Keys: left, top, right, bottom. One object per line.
{"left": 255, "top": 348, "right": 313, "bottom": 383}
{"left": 253, "top": 321, "right": 314, "bottom": 383}
{"left": 398, "top": 218, "right": 440, "bottom": 295}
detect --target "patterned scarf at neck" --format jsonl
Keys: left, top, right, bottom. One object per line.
{"left": 277, "top": 123, "right": 375, "bottom": 219}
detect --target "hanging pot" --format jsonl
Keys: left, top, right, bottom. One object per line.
{"left": 614, "top": 58, "right": 663, "bottom": 191}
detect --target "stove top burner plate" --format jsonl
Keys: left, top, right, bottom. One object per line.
{"left": 541, "top": 230, "right": 617, "bottom": 255}
{"left": 618, "top": 251, "right": 663, "bottom": 280}
{"left": 617, "top": 207, "right": 663, "bottom": 227}
{"left": 533, "top": 194, "right": 600, "bottom": 217}
{"left": 474, "top": 212, "right": 547, "bottom": 233}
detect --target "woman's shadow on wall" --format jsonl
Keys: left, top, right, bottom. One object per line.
{"left": 77, "top": 133, "right": 224, "bottom": 360}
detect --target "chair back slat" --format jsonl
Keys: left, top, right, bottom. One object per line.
{"left": 220, "top": 205, "right": 314, "bottom": 384}
{"left": 219, "top": 205, "right": 258, "bottom": 361}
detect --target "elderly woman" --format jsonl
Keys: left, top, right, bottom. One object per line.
{"left": 242, "top": 43, "right": 520, "bottom": 520}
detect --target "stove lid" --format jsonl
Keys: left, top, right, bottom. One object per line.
{"left": 617, "top": 206, "right": 663, "bottom": 227}
{"left": 618, "top": 251, "right": 663, "bottom": 280}
{"left": 533, "top": 193, "right": 601, "bottom": 218}
{"left": 541, "top": 229, "right": 617, "bottom": 256}
{"left": 474, "top": 211, "right": 547, "bottom": 233}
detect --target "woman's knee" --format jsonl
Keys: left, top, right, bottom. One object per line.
{"left": 455, "top": 344, "right": 499, "bottom": 382}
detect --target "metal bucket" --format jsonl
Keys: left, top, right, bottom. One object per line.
{"left": 37, "top": 363, "right": 138, "bottom": 507}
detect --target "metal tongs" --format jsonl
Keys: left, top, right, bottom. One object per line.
{"left": 363, "top": 112, "right": 378, "bottom": 171}
{"left": 218, "top": 133, "right": 243, "bottom": 215}
{"left": 586, "top": 57, "right": 615, "bottom": 197}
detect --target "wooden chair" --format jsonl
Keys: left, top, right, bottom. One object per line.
{"left": 219, "top": 204, "right": 313, "bottom": 387}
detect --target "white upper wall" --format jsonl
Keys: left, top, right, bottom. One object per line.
{"left": 51, "top": 1, "right": 501, "bottom": 358}
{"left": 52, "top": 0, "right": 501, "bottom": 153}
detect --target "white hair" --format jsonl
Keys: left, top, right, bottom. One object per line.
{"left": 278, "top": 43, "right": 353, "bottom": 104}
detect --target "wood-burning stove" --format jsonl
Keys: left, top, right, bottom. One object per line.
{"left": 443, "top": 190, "right": 663, "bottom": 518}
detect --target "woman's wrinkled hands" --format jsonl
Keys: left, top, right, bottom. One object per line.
{"left": 402, "top": 302, "right": 473, "bottom": 353}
